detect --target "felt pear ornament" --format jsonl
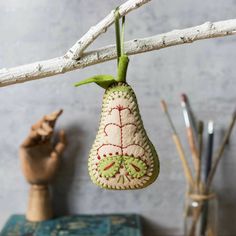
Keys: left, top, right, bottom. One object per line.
{"left": 75, "top": 12, "right": 159, "bottom": 190}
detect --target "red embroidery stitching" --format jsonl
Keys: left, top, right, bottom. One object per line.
{"left": 104, "top": 162, "right": 115, "bottom": 171}
{"left": 97, "top": 105, "right": 145, "bottom": 158}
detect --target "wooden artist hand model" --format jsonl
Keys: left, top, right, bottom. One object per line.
{"left": 19, "top": 110, "right": 66, "bottom": 222}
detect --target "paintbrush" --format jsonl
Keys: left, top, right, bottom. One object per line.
{"left": 204, "top": 121, "right": 214, "bottom": 183}
{"left": 200, "top": 120, "right": 214, "bottom": 236}
{"left": 161, "top": 100, "right": 194, "bottom": 189}
{"left": 196, "top": 121, "right": 204, "bottom": 191}
{"left": 181, "top": 94, "right": 199, "bottom": 183}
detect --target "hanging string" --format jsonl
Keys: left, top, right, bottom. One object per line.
{"left": 115, "top": 8, "right": 129, "bottom": 83}
{"left": 115, "top": 8, "right": 121, "bottom": 65}
{"left": 121, "top": 16, "right": 126, "bottom": 56}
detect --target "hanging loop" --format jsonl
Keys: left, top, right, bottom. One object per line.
{"left": 114, "top": 8, "right": 129, "bottom": 83}
{"left": 115, "top": 8, "right": 121, "bottom": 65}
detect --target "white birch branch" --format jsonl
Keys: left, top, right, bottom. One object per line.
{"left": 1, "top": 19, "right": 236, "bottom": 88}
{"left": 65, "top": 0, "right": 151, "bottom": 59}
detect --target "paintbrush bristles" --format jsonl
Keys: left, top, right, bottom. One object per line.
{"left": 181, "top": 93, "right": 188, "bottom": 103}
{"left": 181, "top": 93, "right": 198, "bottom": 139}
{"left": 208, "top": 120, "right": 214, "bottom": 134}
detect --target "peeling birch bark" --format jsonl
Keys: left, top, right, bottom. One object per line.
{"left": 65, "top": 0, "right": 151, "bottom": 59}
{"left": 0, "top": 19, "right": 236, "bottom": 88}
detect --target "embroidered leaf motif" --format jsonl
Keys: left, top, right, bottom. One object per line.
{"left": 124, "top": 156, "right": 147, "bottom": 178}
{"left": 98, "top": 156, "right": 122, "bottom": 178}
{"left": 74, "top": 75, "right": 116, "bottom": 89}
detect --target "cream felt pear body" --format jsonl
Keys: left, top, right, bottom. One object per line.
{"left": 75, "top": 12, "right": 160, "bottom": 190}
{"left": 89, "top": 83, "right": 159, "bottom": 189}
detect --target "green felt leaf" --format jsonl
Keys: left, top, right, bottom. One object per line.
{"left": 74, "top": 75, "right": 116, "bottom": 89}
{"left": 98, "top": 156, "right": 122, "bottom": 178}
{"left": 124, "top": 157, "right": 147, "bottom": 178}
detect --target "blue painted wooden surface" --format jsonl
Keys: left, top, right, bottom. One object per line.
{"left": 1, "top": 214, "right": 142, "bottom": 236}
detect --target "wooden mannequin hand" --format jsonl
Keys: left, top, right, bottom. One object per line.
{"left": 19, "top": 110, "right": 66, "bottom": 185}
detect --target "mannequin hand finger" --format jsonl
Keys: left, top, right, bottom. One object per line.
{"left": 20, "top": 130, "right": 40, "bottom": 147}
{"left": 54, "top": 130, "right": 66, "bottom": 155}
{"left": 45, "top": 109, "right": 63, "bottom": 124}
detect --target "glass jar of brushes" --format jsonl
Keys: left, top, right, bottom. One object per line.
{"left": 184, "top": 190, "right": 218, "bottom": 236}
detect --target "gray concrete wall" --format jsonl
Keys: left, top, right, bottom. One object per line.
{"left": 0, "top": 0, "right": 235, "bottom": 235}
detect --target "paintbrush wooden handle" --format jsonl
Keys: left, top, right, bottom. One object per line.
{"left": 196, "top": 121, "right": 204, "bottom": 190}
{"left": 187, "top": 127, "right": 199, "bottom": 174}
{"left": 172, "top": 134, "right": 194, "bottom": 188}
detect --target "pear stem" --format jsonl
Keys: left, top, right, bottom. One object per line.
{"left": 117, "top": 55, "right": 129, "bottom": 82}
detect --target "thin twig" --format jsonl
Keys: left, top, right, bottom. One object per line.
{"left": 1, "top": 19, "right": 236, "bottom": 87}
{"left": 65, "top": 0, "right": 151, "bottom": 59}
